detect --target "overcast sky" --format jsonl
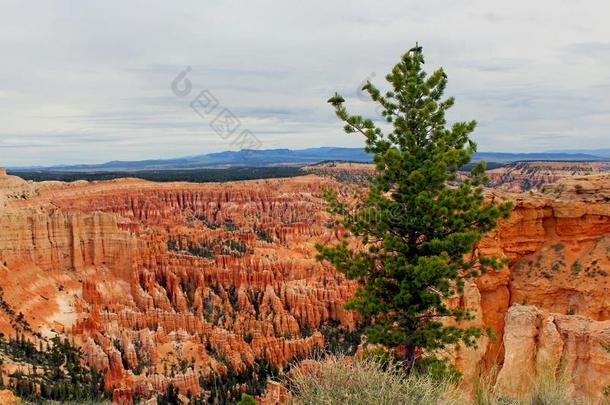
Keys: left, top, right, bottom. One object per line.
{"left": 1, "top": 1, "right": 609, "bottom": 166}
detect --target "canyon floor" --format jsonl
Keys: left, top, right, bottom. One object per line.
{"left": 0, "top": 165, "right": 609, "bottom": 403}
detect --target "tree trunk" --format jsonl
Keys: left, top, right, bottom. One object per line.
{"left": 404, "top": 339, "right": 416, "bottom": 374}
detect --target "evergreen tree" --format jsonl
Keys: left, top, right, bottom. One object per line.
{"left": 158, "top": 384, "right": 180, "bottom": 405}
{"left": 317, "top": 44, "right": 512, "bottom": 372}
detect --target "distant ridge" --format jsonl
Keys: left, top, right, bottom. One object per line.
{"left": 7, "top": 147, "right": 607, "bottom": 172}
{"left": 546, "top": 148, "right": 610, "bottom": 158}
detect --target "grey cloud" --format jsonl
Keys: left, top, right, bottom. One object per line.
{"left": 561, "top": 42, "right": 610, "bottom": 62}
{"left": 0, "top": 0, "right": 609, "bottom": 165}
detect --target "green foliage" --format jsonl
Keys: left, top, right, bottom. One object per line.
{"left": 157, "top": 384, "right": 180, "bottom": 405}
{"left": 0, "top": 288, "right": 41, "bottom": 338}
{"left": 413, "top": 356, "right": 461, "bottom": 383}
{"left": 10, "top": 167, "right": 306, "bottom": 183}
{"left": 359, "top": 347, "right": 399, "bottom": 369}
{"left": 223, "top": 218, "right": 238, "bottom": 232}
{"left": 288, "top": 355, "right": 462, "bottom": 405}
{"left": 237, "top": 393, "right": 257, "bottom": 405}
{"left": 289, "top": 356, "right": 601, "bottom": 405}
{"left": 167, "top": 237, "right": 251, "bottom": 259}
{"left": 192, "top": 359, "right": 279, "bottom": 404}
{"left": 571, "top": 260, "right": 582, "bottom": 276}
{"left": 317, "top": 45, "right": 512, "bottom": 369}
{"left": 254, "top": 226, "right": 273, "bottom": 243}
{"left": 0, "top": 334, "right": 107, "bottom": 402}
{"left": 319, "top": 320, "right": 365, "bottom": 356}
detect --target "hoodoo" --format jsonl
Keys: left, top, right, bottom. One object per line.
{"left": 0, "top": 172, "right": 608, "bottom": 401}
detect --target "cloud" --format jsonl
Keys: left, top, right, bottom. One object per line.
{"left": 0, "top": 0, "right": 609, "bottom": 165}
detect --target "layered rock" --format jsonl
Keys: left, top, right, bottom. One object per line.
{"left": 0, "top": 167, "right": 609, "bottom": 401}
{"left": 495, "top": 305, "right": 610, "bottom": 402}
{"left": 0, "top": 171, "right": 355, "bottom": 401}
{"left": 485, "top": 161, "right": 610, "bottom": 192}
{"left": 471, "top": 175, "right": 610, "bottom": 372}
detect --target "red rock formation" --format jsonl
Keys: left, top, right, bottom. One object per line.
{"left": 258, "top": 381, "right": 291, "bottom": 404}
{"left": 484, "top": 161, "right": 610, "bottom": 192}
{"left": 495, "top": 305, "right": 610, "bottom": 402}
{"left": 0, "top": 389, "right": 21, "bottom": 405}
{"left": 467, "top": 175, "right": 610, "bottom": 399}
{"left": 0, "top": 171, "right": 353, "bottom": 401}
{"left": 0, "top": 167, "right": 609, "bottom": 401}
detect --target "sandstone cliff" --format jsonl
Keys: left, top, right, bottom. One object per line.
{"left": 0, "top": 168, "right": 609, "bottom": 401}
{"left": 0, "top": 171, "right": 355, "bottom": 401}
{"left": 485, "top": 161, "right": 610, "bottom": 192}
{"left": 495, "top": 305, "right": 610, "bottom": 401}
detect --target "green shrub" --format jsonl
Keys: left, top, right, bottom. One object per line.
{"left": 237, "top": 393, "right": 257, "bottom": 405}
{"left": 287, "top": 355, "right": 463, "bottom": 405}
{"left": 288, "top": 356, "right": 604, "bottom": 405}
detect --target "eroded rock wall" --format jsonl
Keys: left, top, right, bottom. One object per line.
{"left": 0, "top": 169, "right": 609, "bottom": 400}
{"left": 0, "top": 173, "right": 355, "bottom": 399}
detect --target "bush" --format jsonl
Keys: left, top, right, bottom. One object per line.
{"left": 288, "top": 356, "right": 604, "bottom": 405}
{"left": 526, "top": 372, "right": 573, "bottom": 405}
{"left": 287, "top": 355, "right": 463, "bottom": 405}
{"left": 472, "top": 368, "right": 599, "bottom": 405}
{"left": 237, "top": 393, "right": 257, "bottom": 405}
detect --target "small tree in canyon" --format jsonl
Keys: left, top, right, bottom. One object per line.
{"left": 316, "top": 45, "right": 512, "bottom": 373}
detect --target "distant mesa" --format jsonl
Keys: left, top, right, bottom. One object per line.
{"left": 5, "top": 147, "right": 608, "bottom": 173}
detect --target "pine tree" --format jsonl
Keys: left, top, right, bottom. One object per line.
{"left": 158, "top": 384, "right": 180, "bottom": 405}
{"left": 317, "top": 44, "right": 512, "bottom": 372}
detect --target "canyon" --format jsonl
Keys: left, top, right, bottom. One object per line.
{"left": 483, "top": 161, "right": 610, "bottom": 192}
{"left": 305, "top": 160, "right": 610, "bottom": 192}
{"left": 0, "top": 166, "right": 609, "bottom": 402}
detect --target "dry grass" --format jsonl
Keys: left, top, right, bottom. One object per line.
{"left": 287, "top": 355, "right": 464, "bottom": 405}
{"left": 0, "top": 397, "right": 113, "bottom": 405}
{"left": 287, "top": 356, "right": 610, "bottom": 405}
{"left": 473, "top": 369, "right": 610, "bottom": 405}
